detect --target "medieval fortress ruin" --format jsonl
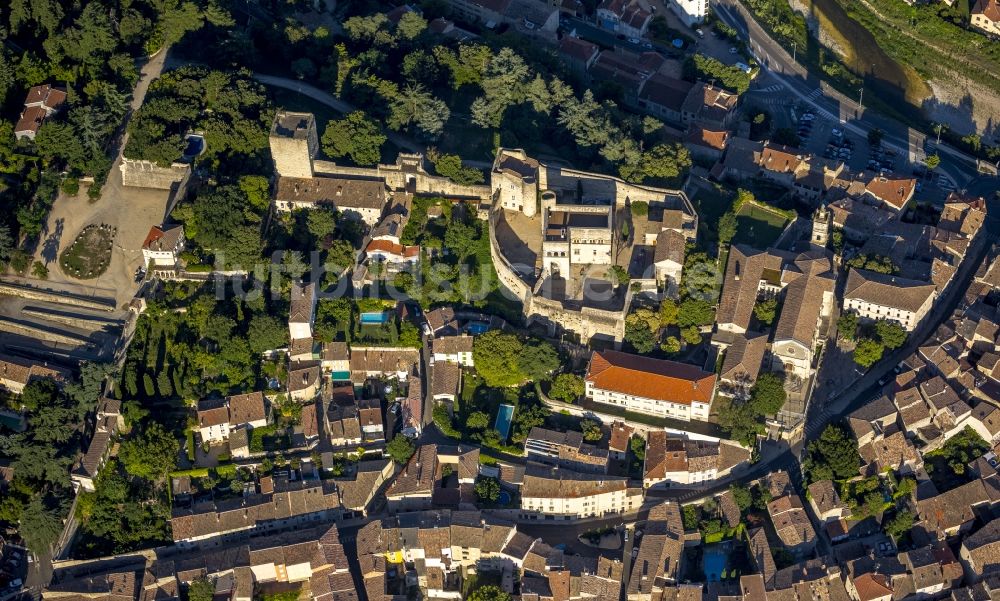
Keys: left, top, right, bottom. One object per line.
{"left": 266, "top": 111, "right": 697, "bottom": 345}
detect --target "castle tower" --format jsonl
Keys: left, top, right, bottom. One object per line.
{"left": 811, "top": 204, "right": 831, "bottom": 247}
{"left": 270, "top": 111, "right": 318, "bottom": 178}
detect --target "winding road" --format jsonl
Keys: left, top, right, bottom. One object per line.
{"left": 712, "top": 0, "right": 982, "bottom": 189}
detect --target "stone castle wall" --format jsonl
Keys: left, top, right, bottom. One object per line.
{"left": 120, "top": 158, "right": 190, "bottom": 190}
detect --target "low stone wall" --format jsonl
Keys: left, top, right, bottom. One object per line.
{"left": 0, "top": 281, "right": 115, "bottom": 311}
{"left": 120, "top": 158, "right": 190, "bottom": 190}
{"left": 0, "top": 317, "right": 92, "bottom": 345}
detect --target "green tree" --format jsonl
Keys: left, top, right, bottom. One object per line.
{"left": 659, "top": 299, "right": 679, "bottom": 327}
{"left": 119, "top": 423, "right": 178, "bottom": 481}
{"left": 517, "top": 340, "right": 561, "bottom": 381}
{"left": 247, "top": 315, "right": 289, "bottom": 354}
{"left": 321, "top": 112, "right": 386, "bottom": 166}
{"left": 748, "top": 372, "right": 786, "bottom": 415}
{"left": 580, "top": 419, "right": 602, "bottom": 442}
{"left": 804, "top": 424, "right": 861, "bottom": 482}
{"left": 718, "top": 211, "right": 738, "bottom": 246}
{"left": 853, "top": 338, "right": 884, "bottom": 369}
{"left": 620, "top": 143, "right": 692, "bottom": 184}
{"left": 467, "top": 411, "right": 490, "bottom": 431}
{"left": 631, "top": 201, "right": 649, "bottom": 217}
{"left": 32, "top": 261, "right": 48, "bottom": 279}
{"left": 884, "top": 510, "right": 914, "bottom": 540}
{"left": 678, "top": 298, "right": 716, "bottom": 328}
{"left": 682, "top": 325, "right": 702, "bottom": 345}
{"left": 838, "top": 311, "right": 858, "bottom": 340}
{"left": 730, "top": 484, "right": 752, "bottom": 511}
{"left": 385, "top": 434, "right": 416, "bottom": 464}
{"left": 610, "top": 265, "right": 631, "bottom": 286}
{"left": 430, "top": 152, "right": 484, "bottom": 185}
{"left": 19, "top": 496, "right": 63, "bottom": 555}
{"left": 753, "top": 298, "right": 778, "bottom": 326}
{"left": 20, "top": 378, "right": 60, "bottom": 412}
{"left": 630, "top": 436, "right": 646, "bottom": 460}
{"left": 307, "top": 207, "right": 337, "bottom": 244}
{"left": 717, "top": 397, "right": 762, "bottom": 447}
{"left": 548, "top": 373, "right": 584, "bottom": 403}
{"left": 188, "top": 579, "right": 215, "bottom": 601}
{"left": 925, "top": 153, "right": 941, "bottom": 170}
{"left": 389, "top": 84, "right": 450, "bottom": 139}
{"left": 875, "top": 319, "right": 907, "bottom": 350}
{"left": 474, "top": 477, "right": 501, "bottom": 503}
{"left": 662, "top": 336, "right": 681, "bottom": 353}
{"left": 467, "top": 585, "right": 511, "bottom": 601}
{"left": 624, "top": 316, "right": 656, "bottom": 354}
{"left": 682, "top": 505, "right": 700, "bottom": 530}
{"left": 473, "top": 331, "right": 525, "bottom": 387}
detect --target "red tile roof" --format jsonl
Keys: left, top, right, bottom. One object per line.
{"left": 586, "top": 350, "right": 715, "bottom": 405}
{"left": 865, "top": 175, "right": 916, "bottom": 210}
{"left": 365, "top": 239, "right": 419, "bottom": 259}
{"left": 14, "top": 106, "right": 48, "bottom": 135}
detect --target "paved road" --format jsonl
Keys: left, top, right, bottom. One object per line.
{"left": 712, "top": 0, "right": 978, "bottom": 188}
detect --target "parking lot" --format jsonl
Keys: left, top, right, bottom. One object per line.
{"left": 0, "top": 544, "right": 28, "bottom": 600}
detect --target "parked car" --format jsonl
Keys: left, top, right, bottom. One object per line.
{"left": 695, "top": 28, "right": 704, "bottom": 37}
{"left": 627, "top": 37, "right": 641, "bottom": 44}
{"left": 735, "top": 62, "right": 752, "bottom": 73}
{"left": 729, "top": 46, "right": 738, "bottom": 54}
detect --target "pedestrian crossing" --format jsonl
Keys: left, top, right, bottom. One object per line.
{"left": 938, "top": 174, "right": 957, "bottom": 191}
{"left": 807, "top": 88, "right": 824, "bottom": 100}
{"left": 757, "top": 83, "right": 783, "bottom": 93}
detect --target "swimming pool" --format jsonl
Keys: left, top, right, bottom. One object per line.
{"left": 703, "top": 543, "right": 730, "bottom": 582}
{"left": 498, "top": 491, "right": 511, "bottom": 505}
{"left": 360, "top": 311, "right": 389, "bottom": 324}
{"left": 467, "top": 321, "right": 489, "bottom": 335}
{"left": 330, "top": 371, "right": 351, "bottom": 382}
{"left": 495, "top": 404, "right": 515, "bottom": 440}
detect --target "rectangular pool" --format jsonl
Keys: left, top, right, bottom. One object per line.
{"left": 703, "top": 543, "right": 730, "bottom": 582}
{"left": 467, "top": 321, "right": 489, "bottom": 335}
{"left": 330, "top": 371, "right": 351, "bottom": 382}
{"left": 360, "top": 311, "right": 389, "bottom": 324}
{"left": 495, "top": 404, "right": 515, "bottom": 441}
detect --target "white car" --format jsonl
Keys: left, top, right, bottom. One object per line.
{"left": 729, "top": 46, "right": 738, "bottom": 54}
{"left": 735, "top": 62, "right": 752, "bottom": 73}
{"left": 627, "top": 37, "right": 641, "bottom": 44}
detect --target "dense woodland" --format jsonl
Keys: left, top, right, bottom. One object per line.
{"left": 0, "top": 0, "right": 227, "bottom": 272}
{"left": 0, "top": 363, "right": 113, "bottom": 554}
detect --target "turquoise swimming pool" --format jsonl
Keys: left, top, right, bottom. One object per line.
{"left": 360, "top": 311, "right": 389, "bottom": 324}
{"left": 495, "top": 404, "right": 515, "bottom": 440}
{"left": 703, "top": 543, "right": 730, "bottom": 582}
{"left": 467, "top": 321, "right": 489, "bottom": 335}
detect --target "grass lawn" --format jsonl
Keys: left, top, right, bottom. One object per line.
{"left": 59, "top": 223, "right": 115, "bottom": 279}
{"left": 732, "top": 204, "right": 789, "bottom": 248}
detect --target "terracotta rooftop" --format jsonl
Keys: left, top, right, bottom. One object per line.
{"left": 586, "top": 350, "right": 715, "bottom": 406}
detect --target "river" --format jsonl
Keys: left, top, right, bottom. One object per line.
{"left": 800, "top": 0, "right": 931, "bottom": 113}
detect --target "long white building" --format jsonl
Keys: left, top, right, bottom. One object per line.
{"left": 520, "top": 463, "right": 641, "bottom": 520}
{"left": 843, "top": 268, "right": 936, "bottom": 331}
{"left": 584, "top": 350, "right": 716, "bottom": 421}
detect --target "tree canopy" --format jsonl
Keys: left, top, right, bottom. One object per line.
{"left": 548, "top": 373, "right": 584, "bottom": 403}
{"left": 386, "top": 434, "right": 416, "bottom": 464}
{"left": 803, "top": 424, "right": 862, "bottom": 482}
{"left": 320, "top": 111, "right": 386, "bottom": 166}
